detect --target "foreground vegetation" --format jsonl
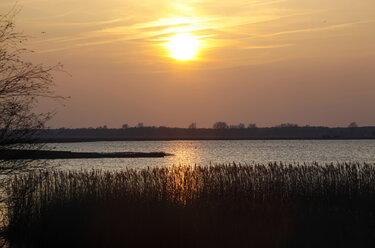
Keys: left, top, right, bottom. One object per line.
{"left": 2, "top": 162, "right": 375, "bottom": 247}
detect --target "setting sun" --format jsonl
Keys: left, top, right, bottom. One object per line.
{"left": 166, "top": 33, "right": 200, "bottom": 61}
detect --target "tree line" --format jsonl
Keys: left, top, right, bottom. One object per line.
{"left": 86, "top": 122, "right": 359, "bottom": 130}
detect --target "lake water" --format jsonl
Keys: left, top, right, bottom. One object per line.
{"left": 45, "top": 140, "right": 375, "bottom": 170}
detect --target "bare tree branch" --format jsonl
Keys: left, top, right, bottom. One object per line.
{"left": 0, "top": 7, "right": 64, "bottom": 173}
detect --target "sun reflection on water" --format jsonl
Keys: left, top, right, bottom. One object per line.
{"left": 166, "top": 165, "right": 201, "bottom": 206}
{"left": 163, "top": 142, "right": 202, "bottom": 205}
{"left": 165, "top": 141, "right": 202, "bottom": 166}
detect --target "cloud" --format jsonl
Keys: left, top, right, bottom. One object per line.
{"left": 259, "top": 20, "right": 375, "bottom": 37}
{"left": 14, "top": 0, "right": 374, "bottom": 71}
{"left": 244, "top": 44, "right": 294, "bottom": 49}
{"left": 38, "top": 18, "right": 129, "bottom": 28}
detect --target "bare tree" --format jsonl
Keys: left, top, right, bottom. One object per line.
{"left": 188, "top": 122, "right": 197, "bottom": 129}
{"left": 0, "top": 8, "right": 62, "bottom": 172}
{"left": 137, "top": 123, "right": 144, "bottom": 128}
{"left": 230, "top": 123, "right": 245, "bottom": 129}
{"left": 348, "top": 122, "right": 358, "bottom": 128}
{"left": 247, "top": 123, "right": 257, "bottom": 129}
{"left": 213, "top": 122, "right": 228, "bottom": 129}
{"left": 275, "top": 123, "right": 299, "bottom": 128}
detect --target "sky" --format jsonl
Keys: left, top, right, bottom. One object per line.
{"left": 1, "top": 0, "right": 375, "bottom": 128}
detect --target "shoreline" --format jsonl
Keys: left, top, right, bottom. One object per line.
{"left": 0, "top": 149, "right": 171, "bottom": 160}
{"left": 30, "top": 137, "right": 375, "bottom": 143}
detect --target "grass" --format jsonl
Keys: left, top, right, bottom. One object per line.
{"left": 2, "top": 162, "right": 375, "bottom": 247}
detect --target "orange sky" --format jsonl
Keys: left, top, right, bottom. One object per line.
{"left": 1, "top": 0, "right": 375, "bottom": 128}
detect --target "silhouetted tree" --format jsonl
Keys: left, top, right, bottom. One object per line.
{"left": 188, "top": 122, "right": 197, "bottom": 129}
{"left": 276, "top": 123, "right": 299, "bottom": 128}
{"left": 0, "top": 8, "right": 62, "bottom": 174}
{"left": 348, "top": 122, "right": 358, "bottom": 128}
{"left": 247, "top": 123, "right": 257, "bottom": 128}
{"left": 229, "top": 123, "right": 245, "bottom": 129}
{"left": 213, "top": 122, "right": 228, "bottom": 129}
{"left": 137, "top": 123, "right": 144, "bottom": 128}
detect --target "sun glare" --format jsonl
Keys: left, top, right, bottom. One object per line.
{"left": 166, "top": 33, "right": 200, "bottom": 61}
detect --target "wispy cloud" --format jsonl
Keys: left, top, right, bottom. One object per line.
{"left": 244, "top": 44, "right": 294, "bottom": 49}
{"left": 15, "top": 0, "right": 374, "bottom": 70}
{"left": 259, "top": 20, "right": 375, "bottom": 37}
{"left": 26, "top": 10, "right": 76, "bottom": 20}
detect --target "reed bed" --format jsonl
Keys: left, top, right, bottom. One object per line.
{"left": 3, "top": 162, "right": 375, "bottom": 247}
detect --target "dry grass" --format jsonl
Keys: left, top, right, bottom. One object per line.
{"left": 2, "top": 162, "right": 375, "bottom": 247}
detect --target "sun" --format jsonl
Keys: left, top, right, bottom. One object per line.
{"left": 166, "top": 33, "right": 200, "bottom": 61}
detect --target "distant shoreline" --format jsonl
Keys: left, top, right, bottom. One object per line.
{"left": 34, "top": 137, "right": 375, "bottom": 143}
{"left": 31, "top": 126, "right": 375, "bottom": 143}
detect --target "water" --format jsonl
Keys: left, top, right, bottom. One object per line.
{"left": 44, "top": 140, "right": 375, "bottom": 170}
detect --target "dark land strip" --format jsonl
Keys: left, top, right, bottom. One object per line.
{"left": 0, "top": 149, "right": 171, "bottom": 160}
{"left": 31, "top": 126, "right": 375, "bottom": 143}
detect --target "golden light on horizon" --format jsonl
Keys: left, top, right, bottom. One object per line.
{"left": 165, "top": 33, "right": 201, "bottom": 61}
